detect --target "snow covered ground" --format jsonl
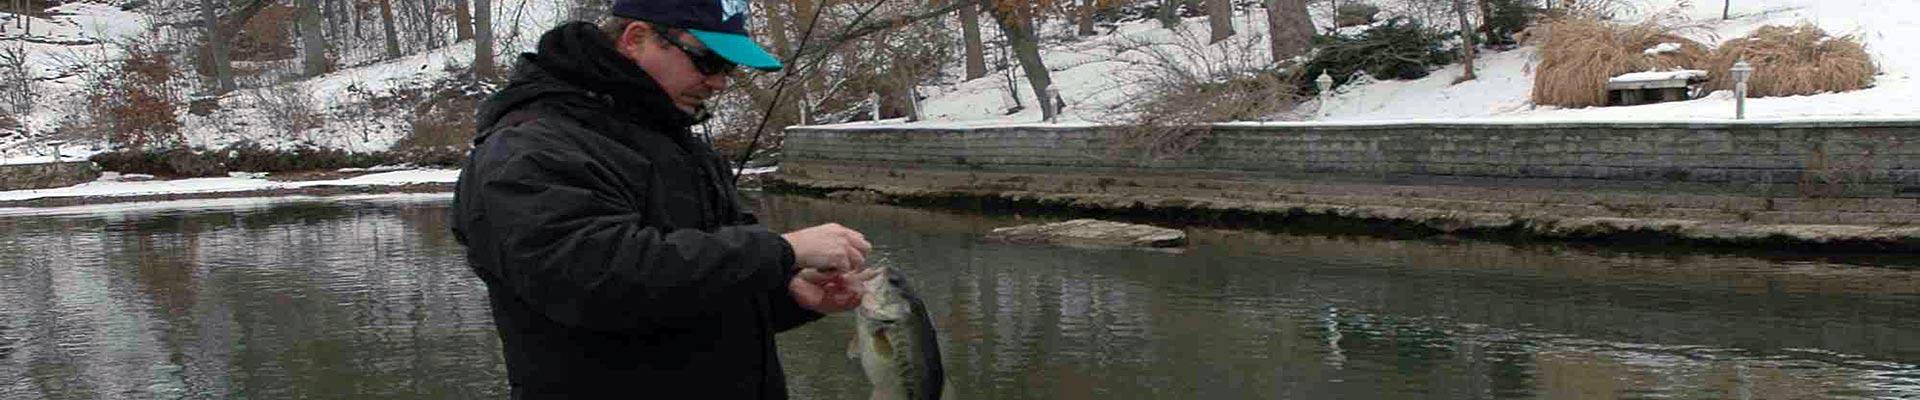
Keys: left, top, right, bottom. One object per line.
{"left": 848, "top": 0, "right": 1918, "bottom": 128}
{"left": 0, "top": 0, "right": 578, "bottom": 161}
{"left": 0, "top": 192, "right": 454, "bottom": 218}
{"left": 0, "top": 169, "right": 459, "bottom": 203}
{"left": 0, "top": 0, "right": 1913, "bottom": 203}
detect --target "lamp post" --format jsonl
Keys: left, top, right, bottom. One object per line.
{"left": 1315, "top": 71, "right": 1335, "bottom": 118}
{"left": 1730, "top": 59, "right": 1754, "bottom": 120}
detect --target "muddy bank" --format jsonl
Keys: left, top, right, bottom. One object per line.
{"left": 770, "top": 174, "right": 1920, "bottom": 253}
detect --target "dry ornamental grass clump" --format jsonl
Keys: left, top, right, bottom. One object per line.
{"left": 1708, "top": 24, "right": 1876, "bottom": 97}
{"left": 1529, "top": 17, "right": 1710, "bottom": 108}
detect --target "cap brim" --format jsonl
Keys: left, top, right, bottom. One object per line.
{"left": 687, "top": 30, "right": 784, "bottom": 72}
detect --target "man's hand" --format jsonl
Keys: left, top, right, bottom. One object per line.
{"left": 789, "top": 269, "right": 881, "bottom": 314}
{"left": 781, "top": 223, "right": 871, "bottom": 273}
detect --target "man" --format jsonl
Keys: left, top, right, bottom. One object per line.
{"left": 450, "top": 0, "right": 874, "bottom": 398}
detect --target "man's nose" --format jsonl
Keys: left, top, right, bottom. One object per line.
{"left": 703, "top": 73, "right": 731, "bottom": 91}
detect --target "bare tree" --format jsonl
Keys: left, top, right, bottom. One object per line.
{"left": 351, "top": 0, "right": 362, "bottom": 40}
{"left": 202, "top": 0, "right": 234, "bottom": 93}
{"left": 766, "top": 0, "right": 790, "bottom": 57}
{"left": 454, "top": 0, "right": 474, "bottom": 41}
{"left": 987, "top": 0, "right": 1058, "bottom": 121}
{"left": 1477, "top": 0, "right": 1492, "bottom": 37}
{"left": 323, "top": 0, "right": 341, "bottom": 41}
{"left": 298, "top": 0, "right": 326, "bottom": 77}
{"left": 475, "top": 0, "right": 495, "bottom": 80}
{"left": 1722, "top": 0, "right": 1731, "bottom": 19}
{"left": 1453, "top": 0, "right": 1476, "bottom": 81}
{"left": 415, "top": 0, "right": 441, "bottom": 49}
{"left": 1207, "top": 0, "right": 1232, "bottom": 43}
{"left": 961, "top": 0, "right": 987, "bottom": 80}
{"left": 1265, "top": 0, "right": 1311, "bottom": 63}
{"left": 1075, "top": 0, "right": 1096, "bottom": 36}
{"left": 380, "top": 0, "right": 400, "bottom": 58}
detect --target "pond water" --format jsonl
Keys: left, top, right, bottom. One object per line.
{"left": 0, "top": 194, "right": 1915, "bottom": 399}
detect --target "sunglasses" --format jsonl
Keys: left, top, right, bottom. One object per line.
{"left": 653, "top": 25, "right": 738, "bottom": 76}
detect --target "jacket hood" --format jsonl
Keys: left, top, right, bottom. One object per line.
{"left": 474, "top": 22, "right": 699, "bottom": 145}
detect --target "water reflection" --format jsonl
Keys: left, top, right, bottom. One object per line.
{"left": 0, "top": 194, "right": 1914, "bottom": 399}
{"left": 758, "top": 195, "right": 1920, "bottom": 400}
{"left": 0, "top": 195, "right": 502, "bottom": 399}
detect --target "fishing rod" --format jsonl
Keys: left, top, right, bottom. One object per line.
{"left": 732, "top": 0, "right": 898, "bottom": 184}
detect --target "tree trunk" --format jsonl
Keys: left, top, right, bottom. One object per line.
{"left": 1157, "top": 0, "right": 1179, "bottom": 29}
{"left": 989, "top": 1, "right": 1056, "bottom": 121}
{"left": 298, "top": 0, "right": 326, "bottom": 77}
{"left": 1207, "top": 0, "right": 1233, "bottom": 42}
{"left": 1076, "top": 0, "right": 1096, "bottom": 36}
{"left": 960, "top": 0, "right": 986, "bottom": 80}
{"left": 202, "top": 0, "right": 234, "bottom": 93}
{"left": 766, "top": 0, "right": 790, "bottom": 57}
{"left": 380, "top": 0, "right": 400, "bottom": 58}
{"left": 454, "top": 0, "right": 474, "bottom": 41}
{"left": 323, "top": 0, "right": 340, "bottom": 41}
{"left": 1723, "top": 0, "right": 1731, "bottom": 19}
{"left": 417, "top": 0, "right": 439, "bottom": 49}
{"left": 1454, "top": 0, "right": 1476, "bottom": 81}
{"left": 351, "top": 0, "right": 362, "bottom": 40}
{"left": 1266, "top": 0, "right": 1311, "bottom": 64}
{"left": 475, "top": 0, "right": 495, "bottom": 80}
{"left": 1477, "top": 0, "right": 1492, "bottom": 37}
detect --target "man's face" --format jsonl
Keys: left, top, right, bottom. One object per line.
{"left": 615, "top": 22, "right": 735, "bottom": 115}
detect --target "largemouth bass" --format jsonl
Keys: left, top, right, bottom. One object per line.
{"left": 850, "top": 268, "right": 949, "bottom": 400}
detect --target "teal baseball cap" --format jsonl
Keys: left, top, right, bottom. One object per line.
{"left": 612, "top": 0, "right": 785, "bottom": 72}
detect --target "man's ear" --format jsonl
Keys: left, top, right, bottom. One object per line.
{"left": 616, "top": 21, "right": 652, "bottom": 59}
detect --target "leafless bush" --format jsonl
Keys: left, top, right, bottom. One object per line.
{"left": 246, "top": 81, "right": 322, "bottom": 144}
{"left": 0, "top": 42, "right": 32, "bottom": 117}
{"left": 1097, "top": 23, "right": 1305, "bottom": 161}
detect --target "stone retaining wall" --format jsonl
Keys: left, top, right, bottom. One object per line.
{"left": 0, "top": 161, "right": 100, "bottom": 191}
{"left": 784, "top": 120, "right": 1920, "bottom": 198}
{"left": 776, "top": 121, "right": 1920, "bottom": 250}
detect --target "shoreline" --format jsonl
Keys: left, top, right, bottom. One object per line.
{"left": 0, "top": 183, "right": 456, "bottom": 208}
{"left": 8, "top": 173, "right": 1915, "bottom": 254}
{"left": 768, "top": 176, "right": 1920, "bottom": 254}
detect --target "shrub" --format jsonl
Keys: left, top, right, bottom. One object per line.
{"left": 1707, "top": 25, "right": 1875, "bottom": 97}
{"left": 1482, "top": 0, "right": 1540, "bottom": 46}
{"left": 1306, "top": 18, "right": 1456, "bottom": 86}
{"left": 90, "top": 142, "right": 467, "bottom": 177}
{"left": 246, "top": 82, "right": 324, "bottom": 144}
{"left": 1529, "top": 16, "right": 1709, "bottom": 107}
{"left": 88, "top": 147, "right": 225, "bottom": 178}
{"left": 1100, "top": 22, "right": 1304, "bottom": 161}
{"left": 1335, "top": 3, "right": 1381, "bottom": 28}
{"left": 81, "top": 39, "right": 184, "bottom": 150}
{"left": 396, "top": 79, "right": 486, "bottom": 151}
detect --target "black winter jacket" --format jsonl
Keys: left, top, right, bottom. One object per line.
{"left": 451, "top": 23, "right": 819, "bottom": 399}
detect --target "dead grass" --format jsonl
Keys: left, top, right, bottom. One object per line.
{"left": 1529, "top": 16, "right": 1710, "bottom": 107}
{"left": 1707, "top": 24, "right": 1876, "bottom": 97}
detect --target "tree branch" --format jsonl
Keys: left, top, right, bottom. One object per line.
{"left": 789, "top": 0, "right": 972, "bottom": 60}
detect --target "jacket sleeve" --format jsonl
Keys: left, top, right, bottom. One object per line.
{"left": 712, "top": 155, "right": 825, "bottom": 332}
{"left": 475, "top": 148, "right": 797, "bottom": 332}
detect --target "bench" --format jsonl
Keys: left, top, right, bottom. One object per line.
{"left": 1606, "top": 70, "right": 1709, "bottom": 106}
